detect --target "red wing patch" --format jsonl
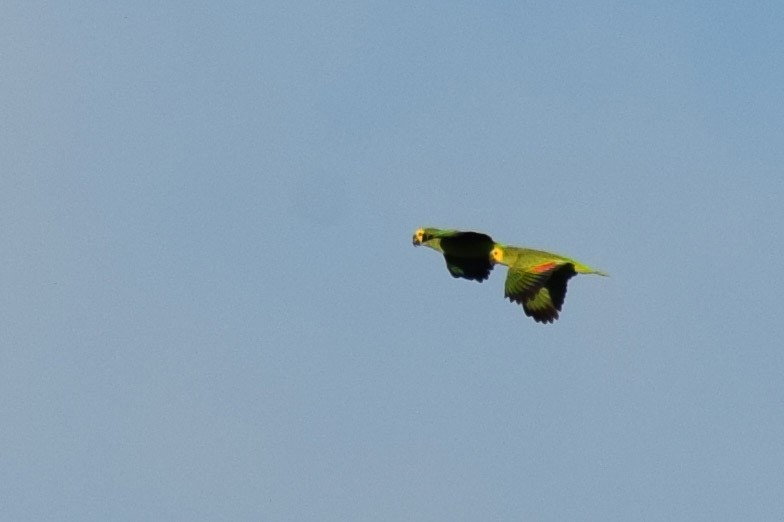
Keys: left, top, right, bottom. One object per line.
{"left": 530, "top": 261, "right": 558, "bottom": 274}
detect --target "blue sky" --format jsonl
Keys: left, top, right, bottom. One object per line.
{"left": 2, "top": 2, "right": 783, "bottom": 520}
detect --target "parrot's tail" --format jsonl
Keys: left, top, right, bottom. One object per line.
{"left": 573, "top": 261, "right": 609, "bottom": 277}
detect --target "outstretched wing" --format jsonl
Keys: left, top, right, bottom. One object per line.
{"left": 521, "top": 264, "right": 576, "bottom": 323}
{"left": 504, "top": 267, "right": 551, "bottom": 303}
{"left": 505, "top": 262, "right": 577, "bottom": 323}
{"left": 443, "top": 254, "right": 493, "bottom": 281}
{"left": 440, "top": 231, "right": 495, "bottom": 282}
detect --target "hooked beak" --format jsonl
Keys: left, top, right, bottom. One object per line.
{"left": 412, "top": 235, "right": 421, "bottom": 246}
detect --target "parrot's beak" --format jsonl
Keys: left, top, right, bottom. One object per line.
{"left": 412, "top": 236, "right": 421, "bottom": 246}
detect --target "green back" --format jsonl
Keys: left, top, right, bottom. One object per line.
{"left": 503, "top": 245, "right": 607, "bottom": 275}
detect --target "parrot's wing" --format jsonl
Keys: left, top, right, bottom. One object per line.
{"left": 505, "top": 261, "right": 577, "bottom": 323}
{"left": 503, "top": 261, "right": 564, "bottom": 303}
{"left": 443, "top": 254, "right": 494, "bottom": 282}
{"left": 439, "top": 231, "right": 495, "bottom": 282}
{"left": 520, "top": 264, "right": 577, "bottom": 323}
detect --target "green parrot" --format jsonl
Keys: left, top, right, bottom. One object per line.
{"left": 412, "top": 227, "right": 496, "bottom": 282}
{"left": 490, "top": 244, "right": 608, "bottom": 323}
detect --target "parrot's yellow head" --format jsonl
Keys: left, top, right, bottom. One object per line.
{"left": 412, "top": 228, "right": 426, "bottom": 246}
{"left": 490, "top": 246, "right": 504, "bottom": 264}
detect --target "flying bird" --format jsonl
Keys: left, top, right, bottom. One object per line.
{"left": 490, "top": 244, "right": 608, "bottom": 324}
{"left": 412, "top": 227, "right": 496, "bottom": 282}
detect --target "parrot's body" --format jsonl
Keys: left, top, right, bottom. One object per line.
{"left": 490, "top": 245, "right": 608, "bottom": 324}
{"left": 412, "top": 227, "right": 607, "bottom": 323}
{"left": 412, "top": 227, "right": 495, "bottom": 282}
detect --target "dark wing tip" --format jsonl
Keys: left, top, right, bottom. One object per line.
{"left": 525, "top": 307, "right": 559, "bottom": 324}
{"left": 546, "top": 264, "right": 578, "bottom": 312}
{"left": 444, "top": 255, "right": 494, "bottom": 282}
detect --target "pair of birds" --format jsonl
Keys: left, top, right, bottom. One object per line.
{"left": 412, "top": 227, "right": 608, "bottom": 324}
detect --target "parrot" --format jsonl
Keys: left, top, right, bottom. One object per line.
{"left": 490, "top": 244, "right": 608, "bottom": 324}
{"left": 412, "top": 227, "right": 496, "bottom": 282}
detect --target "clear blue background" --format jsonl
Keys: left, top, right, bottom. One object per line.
{"left": 2, "top": 2, "right": 783, "bottom": 520}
